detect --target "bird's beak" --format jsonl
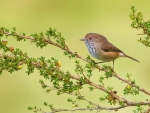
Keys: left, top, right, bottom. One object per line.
{"left": 80, "top": 38, "right": 85, "bottom": 41}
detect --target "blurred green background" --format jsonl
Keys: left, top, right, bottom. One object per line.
{"left": 0, "top": 0, "right": 150, "bottom": 113}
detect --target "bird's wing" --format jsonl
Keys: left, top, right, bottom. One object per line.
{"left": 101, "top": 42, "right": 122, "bottom": 52}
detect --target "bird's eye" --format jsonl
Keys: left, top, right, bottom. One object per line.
{"left": 89, "top": 37, "right": 92, "bottom": 40}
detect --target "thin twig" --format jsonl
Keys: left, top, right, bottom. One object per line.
{"left": 113, "top": 73, "right": 150, "bottom": 96}
{"left": 144, "top": 107, "right": 150, "bottom": 113}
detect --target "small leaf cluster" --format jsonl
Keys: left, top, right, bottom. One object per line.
{"left": 75, "top": 59, "right": 94, "bottom": 78}
{"left": 99, "top": 87, "right": 118, "bottom": 105}
{"left": 102, "top": 65, "right": 113, "bottom": 78}
{"left": 124, "top": 84, "right": 139, "bottom": 95}
{"left": 74, "top": 56, "right": 98, "bottom": 80}
{"left": 130, "top": 6, "right": 150, "bottom": 47}
{"left": 44, "top": 102, "right": 54, "bottom": 111}
{"left": 31, "top": 28, "right": 67, "bottom": 49}
{"left": 64, "top": 51, "right": 77, "bottom": 59}
{"left": 98, "top": 65, "right": 114, "bottom": 86}
{"left": 99, "top": 95, "right": 117, "bottom": 105}
{"left": 0, "top": 27, "right": 67, "bottom": 49}
{"left": 133, "top": 105, "right": 144, "bottom": 113}
{"left": 28, "top": 102, "right": 54, "bottom": 113}
{"left": 0, "top": 40, "right": 26, "bottom": 74}
{"left": 130, "top": 6, "right": 144, "bottom": 29}
{"left": 124, "top": 74, "right": 139, "bottom": 95}
{"left": 46, "top": 28, "right": 66, "bottom": 48}
{"left": 67, "top": 98, "right": 78, "bottom": 107}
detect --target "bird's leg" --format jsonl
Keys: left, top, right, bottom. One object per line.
{"left": 112, "top": 60, "right": 114, "bottom": 70}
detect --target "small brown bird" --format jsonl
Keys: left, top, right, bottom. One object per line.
{"left": 80, "top": 33, "right": 139, "bottom": 69}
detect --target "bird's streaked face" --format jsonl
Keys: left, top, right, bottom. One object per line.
{"left": 80, "top": 33, "right": 102, "bottom": 60}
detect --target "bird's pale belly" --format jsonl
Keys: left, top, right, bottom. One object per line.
{"left": 89, "top": 49, "right": 120, "bottom": 62}
{"left": 86, "top": 43, "right": 120, "bottom": 62}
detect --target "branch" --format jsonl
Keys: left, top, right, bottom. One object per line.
{"left": 1, "top": 48, "right": 148, "bottom": 112}
{"left": 144, "top": 107, "right": 150, "bottom": 113}
{"left": 1, "top": 28, "right": 150, "bottom": 96}
{"left": 32, "top": 101, "right": 150, "bottom": 113}
{"left": 113, "top": 73, "right": 150, "bottom": 96}
{"left": 0, "top": 27, "right": 150, "bottom": 113}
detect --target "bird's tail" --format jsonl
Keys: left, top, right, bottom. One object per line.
{"left": 124, "top": 54, "right": 139, "bottom": 62}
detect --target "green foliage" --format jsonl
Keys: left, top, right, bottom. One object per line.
{"left": 102, "top": 65, "right": 113, "bottom": 78}
{"left": 133, "top": 105, "right": 144, "bottom": 113}
{"left": 44, "top": 102, "right": 54, "bottom": 111}
{"left": 130, "top": 6, "right": 150, "bottom": 47}
{"left": 89, "top": 86, "right": 94, "bottom": 91}
{"left": 123, "top": 73, "right": 139, "bottom": 95}
{"left": 1, "top": 6, "right": 150, "bottom": 113}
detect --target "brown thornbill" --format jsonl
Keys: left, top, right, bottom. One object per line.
{"left": 80, "top": 33, "right": 139, "bottom": 69}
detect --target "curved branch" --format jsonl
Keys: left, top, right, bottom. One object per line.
{"left": 1, "top": 28, "right": 150, "bottom": 113}
{"left": 33, "top": 100, "right": 150, "bottom": 113}
{"left": 1, "top": 29, "right": 149, "bottom": 96}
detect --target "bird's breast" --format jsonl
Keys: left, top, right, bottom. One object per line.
{"left": 85, "top": 42, "right": 120, "bottom": 62}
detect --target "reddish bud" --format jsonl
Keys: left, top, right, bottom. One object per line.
{"left": 9, "top": 46, "right": 14, "bottom": 51}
